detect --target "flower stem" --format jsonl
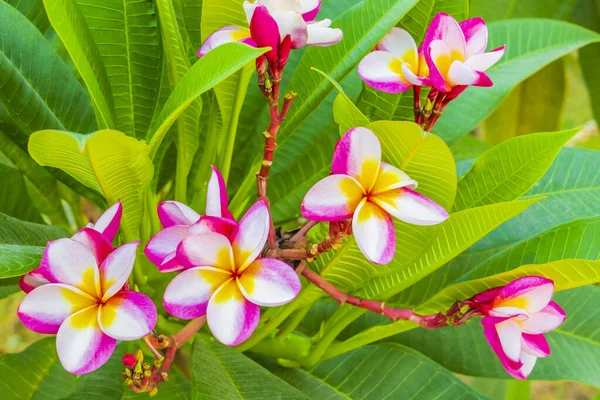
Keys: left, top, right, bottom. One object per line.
{"left": 172, "top": 316, "right": 206, "bottom": 348}
{"left": 413, "top": 86, "right": 422, "bottom": 124}
{"left": 289, "top": 220, "right": 318, "bottom": 243}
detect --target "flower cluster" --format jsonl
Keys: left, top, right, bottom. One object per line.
{"left": 470, "top": 276, "right": 566, "bottom": 379}
{"left": 146, "top": 167, "right": 301, "bottom": 345}
{"left": 359, "top": 13, "right": 505, "bottom": 96}
{"left": 302, "top": 127, "right": 448, "bottom": 264}
{"left": 17, "top": 202, "right": 157, "bottom": 374}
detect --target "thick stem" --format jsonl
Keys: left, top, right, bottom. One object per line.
{"left": 172, "top": 316, "right": 206, "bottom": 348}
{"left": 423, "top": 93, "right": 448, "bottom": 132}
{"left": 413, "top": 86, "right": 422, "bottom": 124}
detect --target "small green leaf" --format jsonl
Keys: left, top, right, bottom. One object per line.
{"left": 191, "top": 338, "right": 309, "bottom": 400}
{"left": 43, "top": 0, "right": 118, "bottom": 129}
{"left": 453, "top": 128, "right": 578, "bottom": 211}
{"left": 434, "top": 19, "right": 600, "bottom": 144}
{"left": 28, "top": 129, "right": 154, "bottom": 239}
{"left": 257, "top": 344, "right": 485, "bottom": 399}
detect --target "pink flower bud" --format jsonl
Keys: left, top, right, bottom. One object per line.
{"left": 122, "top": 353, "right": 137, "bottom": 368}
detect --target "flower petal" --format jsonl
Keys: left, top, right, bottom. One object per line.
{"left": 301, "top": 174, "right": 364, "bottom": 222}
{"left": 459, "top": 17, "right": 488, "bottom": 58}
{"left": 423, "top": 12, "right": 465, "bottom": 56}
{"left": 249, "top": 5, "right": 280, "bottom": 63}
{"left": 377, "top": 28, "right": 418, "bottom": 65}
{"left": 426, "top": 39, "right": 453, "bottom": 92}
{"left": 99, "top": 241, "right": 139, "bottom": 301}
{"left": 40, "top": 238, "right": 100, "bottom": 298}
{"left": 207, "top": 279, "right": 260, "bottom": 346}
{"left": 371, "top": 162, "right": 417, "bottom": 194}
{"left": 520, "top": 301, "right": 566, "bottom": 334}
{"left": 306, "top": 19, "right": 343, "bottom": 46}
{"left": 299, "top": 0, "right": 320, "bottom": 21}
{"left": 358, "top": 51, "right": 412, "bottom": 94}
{"left": 57, "top": 306, "right": 116, "bottom": 375}
{"left": 206, "top": 166, "right": 235, "bottom": 221}
{"left": 471, "top": 286, "right": 502, "bottom": 304}
{"left": 177, "top": 233, "right": 234, "bottom": 271}
{"left": 482, "top": 316, "right": 523, "bottom": 373}
{"left": 98, "top": 291, "right": 157, "bottom": 340}
{"left": 237, "top": 258, "right": 301, "bottom": 306}
{"left": 92, "top": 201, "right": 122, "bottom": 241}
{"left": 144, "top": 226, "right": 189, "bottom": 272}
{"left": 231, "top": 200, "right": 270, "bottom": 271}
{"left": 465, "top": 45, "right": 506, "bottom": 71}
{"left": 188, "top": 215, "right": 238, "bottom": 239}
{"left": 494, "top": 276, "right": 554, "bottom": 314}
{"left": 401, "top": 62, "right": 429, "bottom": 86}
{"left": 517, "top": 351, "right": 538, "bottom": 379}
{"left": 72, "top": 227, "right": 114, "bottom": 265}
{"left": 495, "top": 318, "right": 523, "bottom": 363}
{"left": 352, "top": 199, "right": 395, "bottom": 264}
{"left": 19, "top": 268, "right": 50, "bottom": 294}
{"left": 332, "top": 127, "right": 382, "bottom": 191}
{"left": 197, "top": 25, "right": 256, "bottom": 58}
{"left": 157, "top": 201, "right": 200, "bottom": 228}
{"left": 272, "top": 10, "right": 308, "bottom": 48}
{"left": 371, "top": 187, "right": 449, "bottom": 226}
{"left": 447, "top": 61, "right": 493, "bottom": 87}
{"left": 18, "top": 283, "right": 96, "bottom": 334}
{"left": 163, "top": 267, "right": 231, "bottom": 319}
{"left": 522, "top": 333, "right": 550, "bottom": 358}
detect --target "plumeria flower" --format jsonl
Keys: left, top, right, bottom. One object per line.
{"left": 19, "top": 201, "right": 123, "bottom": 293}
{"left": 358, "top": 28, "right": 430, "bottom": 94}
{"left": 18, "top": 240, "right": 157, "bottom": 374}
{"left": 423, "top": 13, "right": 505, "bottom": 93}
{"left": 472, "top": 276, "right": 566, "bottom": 379}
{"left": 301, "top": 127, "right": 448, "bottom": 264}
{"left": 163, "top": 200, "right": 301, "bottom": 346}
{"left": 145, "top": 167, "right": 238, "bottom": 272}
{"left": 198, "top": 0, "right": 342, "bottom": 65}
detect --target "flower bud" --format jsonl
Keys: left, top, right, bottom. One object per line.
{"left": 122, "top": 353, "right": 137, "bottom": 368}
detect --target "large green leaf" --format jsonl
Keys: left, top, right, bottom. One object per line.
{"left": 392, "top": 285, "right": 600, "bottom": 387}
{"left": 397, "top": 147, "right": 600, "bottom": 307}
{"left": 191, "top": 338, "right": 309, "bottom": 400}
{"left": 0, "top": 212, "right": 68, "bottom": 278}
{"left": 5, "top": 0, "right": 51, "bottom": 34}
{"left": 356, "top": 0, "right": 468, "bottom": 122}
{"left": 43, "top": 0, "right": 118, "bottom": 129}
{"left": 77, "top": 0, "right": 162, "bottom": 138}
{"left": 28, "top": 129, "right": 153, "bottom": 239}
{"left": 480, "top": 60, "right": 567, "bottom": 146}
{"left": 470, "top": 0, "right": 576, "bottom": 21}
{"left": 257, "top": 344, "right": 484, "bottom": 399}
{"left": 0, "top": 161, "right": 42, "bottom": 223}
{"left": 453, "top": 128, "right": 577, "bottom": 211}
{"left": 433, "top": 19, "right": 600, "bottom": 144}
{"left": 156, "top": 0, "right": 202, "bottom": 201}
{"left": 575, "top": 0, "right": 600, "bottom": 126}
{"left": 146, "top": 42, "right": 266, "bottom": 159}
{"left": 0, "top": 1, "right": 96, "bottom": 135}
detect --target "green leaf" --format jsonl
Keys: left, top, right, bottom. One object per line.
{"left": 392, "top": 285, "right": 600, "bottom": 387}
{"left": 77, "top": 0, "right": 162, "bottom": 138}
{"left": 43, "top": 0, "right": 118, "bottom": 129}
{"left": 0, "top": 161, "right": 43, "bottom": 223}
{"left": 396, "top": 147, "right": 600, "bottom": 308}
{"left": 0, "top": 1, "right": 96, "bottom": 135}
{"left": 6, "top": 0, "right": 51, "bottom": 34}
{"left": 180, "top": 0, "right": 203, "bottom": 50}
{"left": 200, "top": 0, "right": 246, "bottom": 42}
{"left": 470, "top": 0, "right": 576, "bottom": 21}
{"left": 480, "top": 59, "right": 566, "bottom": 145}
{"left": 257, "top": 344, "right": 485, "bottom": 399}
{"left": 156, "top": 0, "right": 202, "bottom": 201}
{"left": 433, "top": 19, "right": 600, "bottom": 144}
{"left": 449, "top": 135, "right": 490, "bottom": 162}
{"left": 0, "top": 212, "right": 68, "bottom": 279}
{"left": 146, "top": 42, "right": 267, "bottom": 159}
{"left": 28, "top": 129, "right": 153, "bottom": 239}
{"left": 419, "top": 259, "right": 600, "bottom": 313}
{"left": 575, "top": 0, "right": 600, "bottom": 126}
{"left": 191, "top": 338, "right": 309, "bottom": 400}
{"left": 453, "top": 128, "right": 578, "bottom": 211}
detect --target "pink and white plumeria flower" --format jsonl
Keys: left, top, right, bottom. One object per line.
{"left": 163, "top": 200, "right": 300, "bottom": 346}
{"left": 145, "top": 166, "right": 237, "bottom": 272}
{"left": 198, "top": 0, "right": 342, "bottom": 64}
{"left": 18, "top": 239, "right": 157, "bottom": 374}
{"left": 358, "top": 28, "right": 430, "bottom": 94}
{"left": 19, "top": 201, "right": 123, "bottom": 294}
{"left": 301, "top": 127, "right": 448, "bottom": 264}
{"left": 473, "top": 276, "right": 566, "bottom": 379}
{"left": 423, "top": 13, "right": 505, "bottom": 93}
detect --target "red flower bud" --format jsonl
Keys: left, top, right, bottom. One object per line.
{"left": 122, "top": 353, "right": 137, "bottom": 368}
{"left": 278, "top": 35, "right": 292, "bottom": 69}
